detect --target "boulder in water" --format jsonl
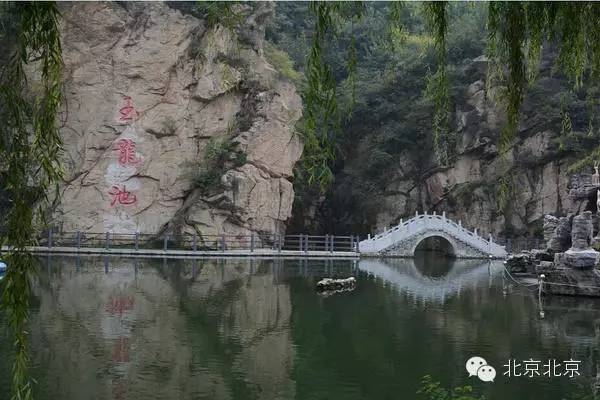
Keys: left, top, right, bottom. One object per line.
{"left": 316, "top": 277, "right": 357, "bottom": 292}
{"left": 506, "top": 252, "right": 536, "bottom": 274}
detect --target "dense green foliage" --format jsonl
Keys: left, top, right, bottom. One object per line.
{"left": 267, "top": 2, "right": 600, "bottom": 235}
{"left": 195, "top": 1, "right": 244, "bottom": 30}
{"left": 270, "top": 2, "right": 600, "bottom": 205}
{"left": 422, "top": 2, "right": 452, "bottom": 164}
{"left": 0, "top": 3, "right": 63, "bottom": 399}
{"left": 0, "top": 3, "right": 18, "bottom": 57}
{"left": 189, "top": 138, "right": 246, "bottom": 195}
{"left": 268, "top": 3, "right": 491, "bottom": 232}
{"left": 267, "top": 2, "right": 488, "bottom": 165}
{"left": 418, "top": 376, "right": 485, "bottom": 400}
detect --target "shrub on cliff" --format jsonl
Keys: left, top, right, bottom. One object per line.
{"left": 190, "top": 138, "right": 246, "bottom": 195}
{"left": 264, "top": 41, "right": 305, "bottom": 88}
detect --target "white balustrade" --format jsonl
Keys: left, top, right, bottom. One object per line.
{"left": 359, "top": 212, "right": 507, "bottom": 257}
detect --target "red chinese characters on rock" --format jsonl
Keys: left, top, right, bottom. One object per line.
{"left": 112, "top": 337, "right": 131, "bottom": 363}
{"left": 108, "top": 185, "right": 137, "bottom": 207}
{"left": 118, "top": 96, "right": 138, "bottom": 122}
{"left": 113, "top": 138, "right": 141, "bottom": 166}
{"left": 106, "top": 296, "right": 135, "bottom": 316}
{"left": 112, "top": 379, "right": 126, "bottom": 400}
{"left": 110, "top": 96, "right": 142, "bottom": 208}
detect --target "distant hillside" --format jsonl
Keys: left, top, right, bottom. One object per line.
{"left": 266, "top": 2, "right": 600, "bottom": 239}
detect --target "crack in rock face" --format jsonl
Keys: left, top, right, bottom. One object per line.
{"left": 53, "top": 2, "right": 302, "bottom": 236}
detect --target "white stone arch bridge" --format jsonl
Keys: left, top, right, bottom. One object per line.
{"left": 359, "top": 212, "right": 507, "bottom": 259}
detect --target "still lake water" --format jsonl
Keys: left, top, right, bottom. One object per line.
{"left": 1, "top": 255, "right": 599, "bottom": 400}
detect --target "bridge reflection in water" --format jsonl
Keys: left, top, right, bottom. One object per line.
{"left": 357, "top": 256, "right": 503, "bottom": 304}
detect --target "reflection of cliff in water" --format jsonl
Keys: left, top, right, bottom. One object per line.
{"left": 541, "top": 296, "right": 600, "bottom": 344}
{"left": 29, "top": 256, "right": 295, "bottom": 400}
{"left": 539, "top": 295, "right": 600, "bottom": 392}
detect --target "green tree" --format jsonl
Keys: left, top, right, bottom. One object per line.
{"left": 0, "top": 2, "right": 63, "bottom": 399}
{"left": 296, "top": 1, "right": 600, "bottom": 196}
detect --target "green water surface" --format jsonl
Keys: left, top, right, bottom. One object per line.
{"left": 0, "top": 256, "right": 599, "bottom": 400}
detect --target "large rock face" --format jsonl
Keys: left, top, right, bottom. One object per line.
{"left": 53, "top": 3, "right": 302, "bottom": 237}
{"left": 367, "top": 79, "right": 577, "bottom": 238}
{"left": 306, "top": 50, "right": 597, "bottom": 239}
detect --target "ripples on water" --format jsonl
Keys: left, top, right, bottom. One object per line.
{"left": 0, "top": 255, "right": 599, "bottom": 400}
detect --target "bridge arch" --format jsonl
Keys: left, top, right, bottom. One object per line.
{"left": 413, "top": 234, "right": 456, "bottom": 258}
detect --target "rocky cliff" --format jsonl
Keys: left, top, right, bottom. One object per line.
{"left": 299, "top": 50, "right": 600, "bottom": 239}
{"left": 53, "top": 2, "right": 302, "bottom": 238}
{"left": 378, "top": 71, "right": 574, "bottom": 238}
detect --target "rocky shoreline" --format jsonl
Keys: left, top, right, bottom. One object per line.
{"left": 506, "top": 180, "right": 600, "bottom": 297}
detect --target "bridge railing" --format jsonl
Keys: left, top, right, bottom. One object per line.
{"left": 364, "top": 212, "right": 544, "bottom": 257}
{"left": 361, "top": 212, "right": 506, "bottom": 255}
{"left": 35, "top": 230, "right": 361, "bottom": 253}
{"left": 367, "top": 213, "right": 498, "bottom": 242}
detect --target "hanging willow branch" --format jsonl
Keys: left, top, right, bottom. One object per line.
{"left": 0, "top": 2, "right": 63, "bottom": 399}
{"left": 486, "top": 2, "right": 600, "bottom": 204}
{"left": 300, "top": 1, "right": 600, "bottom": 196}
{"left": 488, "top": 2, "right": 529, "bottom": 207}
{"left": 422, "top": 1, "right": 452, "bottom": 165}
{"left": 420, "top": 2, "right": 600, "bottom": 205}
{"left": 345, "top": 25, "right": 358, "bottom": 116}
{"left": 342, "top": 1, "right": 364, "bottom": 118}
{"left": 303, "top": 2, "right": 339, "bottom": 188}
{"left": 303, "top": 1, "right": 364, "bottom": 189}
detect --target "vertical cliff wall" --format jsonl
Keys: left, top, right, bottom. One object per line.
{"left": 294, "top": 52, "right": 599, "bottom": 239}
{"left": 53, "top": 2, "right": 302, "bottom": 237}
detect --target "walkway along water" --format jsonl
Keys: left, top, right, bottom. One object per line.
{"left": 1, "top": 212, "right": 514, "bottom": 259}
{"left": 0, "top": 212, "right": 518, "bottom": 259}
{"left": 2, "top": 231, "right": 360, "bottom": 258}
